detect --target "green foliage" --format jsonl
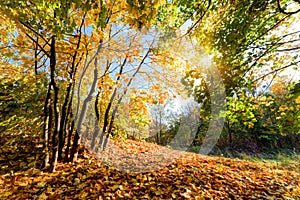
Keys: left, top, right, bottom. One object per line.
{"left": 176, "top": 0, "right": 300, "bottom": 152}
{"left": 181, "top": 0, "right": 292, "bottom": 106}
{"left": 0, "top": 0, "right": 84, "bottom": 37}
{"left": 226, "top": 92, "right": 257, "bottom": 128}
{"left": 0, "top": 71, "right": 46, "bottom": 133}
{"left": 157, "top": 0, "right": 210, "bottom": 29}
{"left": 290, "top": 81, "right": 300, "bottom": 100}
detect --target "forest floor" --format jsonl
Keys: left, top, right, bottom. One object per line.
{"left": 0, "top": 131, "right": 299, "bottom": 199}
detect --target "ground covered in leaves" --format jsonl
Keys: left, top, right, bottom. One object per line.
{"left": 0, "top": 133, "right": 299, "bottom": 199}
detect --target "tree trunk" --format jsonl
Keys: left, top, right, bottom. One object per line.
{"left": 49, "top": 35, "right": 61, "bottom": 172}
{"left": 65, "top": 113, "right": 74, "bottom": 162}
{"left": 98, "top": 131, "right": 106, "bottom": 151}
{"left": 103, "top": 135, "right": 110, "bottom": 150}
{"left": 227, "top": 119, "right": 232, "bottom": 145}
{"left": 58, "top": 80, "right": 73, "bottom": 161}
{"left": 70, "top": 131, "right": 80, "bottom": 162}
{"left": 71, "top": 59, "right": 99, "bottom": 162}
{"left": 42, "top": 83, "right": 52, "bottom": 168}
{"left": 91, "top": 91, "right": 101, "bottom": 150}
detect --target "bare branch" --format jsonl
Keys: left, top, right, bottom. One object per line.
{"left": 180, "top": 0, "right": 211, "bottom": 37}
{"left": 20, "top": 21, "right": 50, "bottom": 46}
{"left": 253, "top": 60, "right": 300, "bottom": 83}
{"left": 25, "top": 33, "right": 50, "bottom": 58}
{"left": 277, "top": 0, "right": 300, "bottom": 15}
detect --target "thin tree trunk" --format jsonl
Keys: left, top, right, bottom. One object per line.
{"left": 65, "top": 113, "right": 74, "bottom": 162}
{"left": 58, "top": 18, "right": 84, "bottom": 161}
{"left": 42, "top": 83, "right": 52, "bottom": 168}
{"left": 70, "top": 131, "right": 80, "bottom": 162}
{"left": 63, "top": 63, "right": 78, "bottom": 161}
{"left": 62, "top": 89, "right": 75, "bottom": 161}
{"left": 49, "top": 35, "right": 60, "bottom": 172}
{"left": 101, "top": 58, "right": 127, "bottom": 149}
{"left": 58, "top": 80, "right": 72, "bottom": 161}
{"left": 103, "top": 135, "right": 110, "bottom": 150}
{"left": 91, "top": 91, "right": 101, "bottom": 150}
{"left": 34, "top": 37, "right": 39, "bottom": 75}
{"left": 98, "top": 131, "right": 106, "bottom": 151}
{"left": 70, "top": 58, "right": 99, "bottom": 162}
{"left": 226, "top": 118, "right": 232, "bottom": 145}
{"left": 104, "top": 48, "right": 152, "bottom": 147}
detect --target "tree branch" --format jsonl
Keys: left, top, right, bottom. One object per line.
{"left": 253, "top": 60, "right": 300, "bottom": 83}
{"left": 180, "top": 0, "right": 211, "bottom": 37}
{"left": 25, "top": 33, "right": 50, "bottom": 58}
{"left": 20, "top": 21, "right": 50, "bottom": 46}
{"left": 277, "top": 0, "right": 300, "bottom": 15}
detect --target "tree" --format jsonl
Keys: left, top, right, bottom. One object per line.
{"left": 175, "top": 0, "right": 300, "bottom": 149}
{"left": 179, "top": 0, "right": 300, "bottom": 105}
{"left": 0, "top": 0, "right": 166, "bottom": 171}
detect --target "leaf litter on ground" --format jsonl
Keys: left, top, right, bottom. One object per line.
{"left": 0, "top": 138, "right": 299, "bottom": 199}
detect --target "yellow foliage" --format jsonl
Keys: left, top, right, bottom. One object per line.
{"left": 295, "top": 96, "right": 300, "bottom": 104}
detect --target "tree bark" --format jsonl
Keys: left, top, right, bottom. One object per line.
{"left": 58, "top": 81, "right": 72, "bottom": 161}
{"left": 91, "top": 91, "right": 101, "bottom": 150}
{"left": 65, "top": 112, "right": 74, "bottom": 162}
{"left": 49, "top": 36, "right": 61, "bottom": 172}
{"left": 42, "top": 83, "right": 52, "bottom": 168}
{"left": 70, "top": 58, "right": 99, "bottom": 162}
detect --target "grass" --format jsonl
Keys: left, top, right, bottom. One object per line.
{"left": 188, "top": 145, "right": 300, "bottom": 173}
{"left": 244, "top": 152, "right": 300, "bottom": 173}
